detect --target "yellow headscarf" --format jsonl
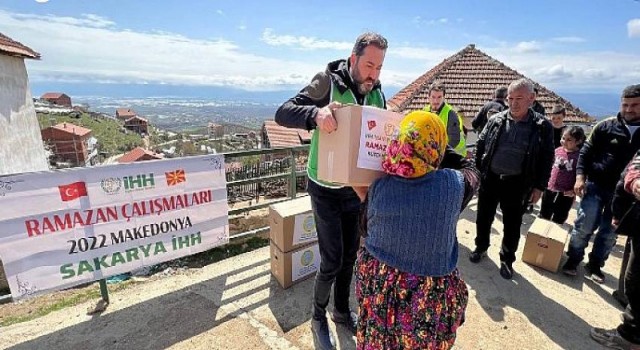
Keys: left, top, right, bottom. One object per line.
{"left": 381, "top": 111, "right": 448, "bottom": 178}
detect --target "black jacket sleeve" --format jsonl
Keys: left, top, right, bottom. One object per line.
{"left": 612, "top": 173, "right": 635, "bottom": 220}
{"left": 472, "top": 104, "right": 488, "bottom": 131}
{"left": 534, "top": 120, "right": 555, "bottom": 190}
{"left": 440, "top": 146, "right": 480, "bottom": 210}
{"left": 274, "top": 71, "right": 331, "bottom": 131}
{"left": 576, "top": 122, "right": 603, "bottom": 177}
{"left": 474, "top": 118, "right": 490, "bottom": 169}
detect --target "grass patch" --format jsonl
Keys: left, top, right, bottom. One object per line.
{"left": 0, "top": 280, "right": 134, "bottom": 327}
{"left": 37, "top": 112, "right": 144, "bottom": 156}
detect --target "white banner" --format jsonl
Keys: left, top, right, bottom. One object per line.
{"left": 356, "top": 107, "right": 403, "bottom": 170}
{"left": 0, "top": 155, "right": 229, "bottom": 299}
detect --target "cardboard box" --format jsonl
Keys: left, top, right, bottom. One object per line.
{"left": 269, "top": 196, "right": 317, "bottom": 252}
{"left": 270, "top": 241, "right": 320, "bottom": 289}
{"left": 317, "top": 105, "right": 404, "bottom": 186}
{"left": 522, "top": 218, "right": 569, "bottom": 272}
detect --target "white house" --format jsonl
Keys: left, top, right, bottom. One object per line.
{"left": 0, "top": 32, "right": 48, "bottom": 292}
{"left": 0, "top": 32, "right": 49, "bottom": 175}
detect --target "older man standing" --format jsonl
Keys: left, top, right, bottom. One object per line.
{"left": 470, "top": 78, "right": 555, "bottom": 279}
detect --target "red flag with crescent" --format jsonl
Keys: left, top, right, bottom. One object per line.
{"left": 58, "top": 182, "right": 88, "bottom": 201}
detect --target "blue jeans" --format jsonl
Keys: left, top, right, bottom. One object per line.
{"left": 307, "top": 180, "right": 361, "bottom": 320}
{"left": 567, "top": 181, "right": 617, "bottom": 266}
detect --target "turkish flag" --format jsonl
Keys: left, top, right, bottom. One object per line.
{"left": 58, "top": 182, "right": 88, "bottom": 201}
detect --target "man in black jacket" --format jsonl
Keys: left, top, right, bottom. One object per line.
{"left": 532, "top": 87, "right": 546, "bottom": 116}
{"left": 472, "top": 86, "right": 508, "bottom": 132}
{"left": 469, "top": 78, "right": 554, "bottom": 280}
{"left": 275, "top": 32, "right": 388, "bottom": 350}
{"left": 275, "top": 32, "right": 479, "bottom": 350}
{"left": 562, "top": 84, "right": 640, "bottom": 282}
{"left": 591, "top": 151, "right": 640, "bottom": 349}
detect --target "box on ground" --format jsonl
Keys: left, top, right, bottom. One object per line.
{"left": 269, "top": 196, "right": 317, "bottom": 252}
{"left": 317, "top": 105, "right": 403, "bottom": 186}
{"left": 522, "top": 218, "right": 569, "bottom": 272}
{"left": 270, "top": 241, "right": 320, "bottom": 289}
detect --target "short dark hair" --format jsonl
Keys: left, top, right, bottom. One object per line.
{"left": 564, "top": 125, "right": 586, "bottom": 145}
{"left": 428, "top": 81, "right": 446, "bottom": 96}
{"left": 622, "top": 84, "right": 640, "bottom": 98}
{"left": 352, "top": 32, "right": 388, "bottom": 56}
{"left": 550, "top": 104, "right": 566, "bottom": 115}
{"left": 495, "top": 86, "right": 508, "bottom": 99}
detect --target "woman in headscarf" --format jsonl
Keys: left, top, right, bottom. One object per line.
{"left": 353, "top": 111, "right": 476, "bottom": 350}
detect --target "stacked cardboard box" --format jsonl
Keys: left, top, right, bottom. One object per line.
{"left": 269, "top": 196, "right": 320, "bottom": 289}
{"left": 522, "top": 218, "right": 570, "bottom": 272}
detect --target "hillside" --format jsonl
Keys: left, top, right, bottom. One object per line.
{"left": 36, "top": 112, "right": 144, "bottom": 156}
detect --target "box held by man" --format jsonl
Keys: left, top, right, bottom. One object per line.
{"left": 317, "top": 105, "right": 403, "bottom": 186}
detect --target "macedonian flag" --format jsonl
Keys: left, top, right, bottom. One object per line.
{"left": 165, "top": 169, "right": 186, "bottom": 186}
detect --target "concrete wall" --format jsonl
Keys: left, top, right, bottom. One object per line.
{"left": 0, "top": 55, "right": 49, "bottom": 175}
{"left": 0, "top": 55, "right": 49, "bottom": 292}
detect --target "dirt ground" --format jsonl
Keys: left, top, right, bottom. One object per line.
{"left": 0, "top": 199, "right": 627, "bottom": 350}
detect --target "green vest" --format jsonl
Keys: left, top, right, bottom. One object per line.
{"left": 424, "top": 103, "right": 467, "bottom": 156}
{"left": 307, "top": 83, "right": 385, "bottom": 187}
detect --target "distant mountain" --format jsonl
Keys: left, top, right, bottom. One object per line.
{"left": 556, "top": 92, "right": 619, "bottom": 119}
{"left": 31, "top": 83, "right": 299, "bottom": 104}
{"left": 31, "top": 83, "right": 621, "bottom": 126}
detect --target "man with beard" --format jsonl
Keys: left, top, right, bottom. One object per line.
{"left": 275, "top": 32, "right": 479, "bottom": 350}
{"left": 562, "top": 84, "right": 640, "bottom": 283}
{"left": 275, "top": 32, "right": 388, "bottom": 350}
{"left": 423, "top": 82, "right": 468, "bottom": 156}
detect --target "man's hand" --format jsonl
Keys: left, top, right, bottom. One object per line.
{"left": 632, "top": 179, "right": 640, "bottom": 201}
{"left": 574, "top": 175, "right": 586, "bottom": 198}
{"left": 612, "top": 218, "right": 620, "bottom": 228}
{"left": 314, "top": 101, "right": 343, "bottom": 133}
{"left": 529, "top": 188, "right": 543, "bottom": 204}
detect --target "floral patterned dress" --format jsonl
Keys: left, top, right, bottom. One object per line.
{"left": 355, "top": 247, "right": 468, "bottom": 350}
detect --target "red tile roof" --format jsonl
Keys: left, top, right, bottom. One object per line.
{"left": 388, "top": 44, "right": 593, "bottom": 124}
{"left": 262, "top": 120, "right": 312, "bottom": 147}
{"left": 0, "top": 32, "right": 40, "bottom": 59}
{"left": 51, "top": 122, "right": 92, "bottom": 137}
{"left": 41, "top": 92, "right": 67, "bottom": 99}
{"left": 116, "top": 108, "right": 137, "bottom": 118}
{"left": 117, "top": 147, "right": 163, "bottom": 163}
{"left": 125, "top": 115, "right": 148, "bottom": 123}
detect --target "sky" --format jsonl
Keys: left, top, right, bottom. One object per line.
{"left": 1, "top": 0, "right": 640, "bottom": 96}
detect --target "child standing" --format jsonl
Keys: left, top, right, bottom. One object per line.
{"left": 539, "top": 126, "right": 586, "bottom": 224}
